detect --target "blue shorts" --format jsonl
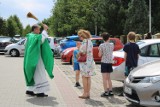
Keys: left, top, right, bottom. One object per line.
{"left": 74, "top": 62, "right": 80, "bottom": 71}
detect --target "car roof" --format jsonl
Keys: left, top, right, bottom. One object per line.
{"left": 138, "top": 39, "right": 160, "bottom": 44}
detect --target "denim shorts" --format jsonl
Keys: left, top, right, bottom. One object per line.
{"left": 74, "top": 62, "right": 80, "bottom": 71}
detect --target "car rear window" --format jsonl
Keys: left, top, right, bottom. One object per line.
{"left": 0, "top": 38, "right": 11, "bottom": 42}
{"left": 136, "top": 41, "right": 145, "bottom": 46}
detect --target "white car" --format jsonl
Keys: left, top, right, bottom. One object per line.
{"left": 124, "top": 60, "right": 160, "bottom": 106}
{"left": 4, "top": 38, "right": 25, "bottom": 57}
{"left": 111, "top": 39, "right": 160, "bottom": 81}
{"left": 4, "top": 37, "right": 55, "bottom": 57}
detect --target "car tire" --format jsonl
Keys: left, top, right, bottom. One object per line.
{"left": 70, "top": 56, "right": 72, "bottom": 65}
{"left": 10, "top": 49, "right": 20, "bottom": 57}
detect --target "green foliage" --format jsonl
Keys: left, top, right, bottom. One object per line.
{"left": 0, "top": 17, "right": 7, "bottom": 35}
{"left": 23, "top": 25, "right": 31, "bottom": 36}
{"left": 1, "top": 0, "right": 160, "bottom": 37}
{"left": 124, "top": 0, "right": 148, "bottom": 34}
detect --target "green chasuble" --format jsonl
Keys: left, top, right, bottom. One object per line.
{"left": 23, "top": 33, "right": 54, "bottom": 86}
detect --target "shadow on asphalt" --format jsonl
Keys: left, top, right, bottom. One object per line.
{"left": 85, "top": 99, "right": 104, "bottom": 106}
{"left": 112, "top": 87, "right": 123, "bottom": 95}
{"left": 106, "top": 96, "right": 126, "bottom": 104}
{"left": 62, "top": 63, "right": 71, "bottom": 65}
{"left": 26, "top": 96, "right": 59, "bottom": 106}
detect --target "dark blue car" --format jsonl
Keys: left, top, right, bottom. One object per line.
{"left": 60, "top": 35, "right": 99, "bottom": 52}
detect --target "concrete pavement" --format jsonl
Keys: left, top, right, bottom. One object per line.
{"left": 0, "top": 55, "right": 135, "bottom": 107}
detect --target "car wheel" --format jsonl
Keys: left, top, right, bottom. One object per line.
{"left": 10, "top": 49, "right": 20, "bottom": 57}
{"left": 70, "top": 56, "right": 72, "bottom": 65}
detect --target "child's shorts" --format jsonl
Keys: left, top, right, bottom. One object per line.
{"left": 101, "top": 63, "right": 113, "bottom": 73}
{"left": 74, "top": 62, "right": 80, "bottom": 71}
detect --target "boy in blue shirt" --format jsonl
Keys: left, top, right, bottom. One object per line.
{"left": 73, "top": 42, "right": 81, "bottom": 87}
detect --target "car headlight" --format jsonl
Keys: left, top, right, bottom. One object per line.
{"left": 64, "top": 50, "right": 70, "bottom": 55}
{"left": 140, "top": 76, "right": 160, "bottom": 83}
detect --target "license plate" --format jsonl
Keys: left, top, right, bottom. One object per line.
{"left": 124, "top": 86, "right": 132, "bottom": 95}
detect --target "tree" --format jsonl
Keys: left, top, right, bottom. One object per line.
{"left": 50, "top": 0, "right": 96, "bottom": 37}
{"left": 96, "top": 0, "right": 126, "bottom": 36}
{"left": 12, "top": 15, "right": 23, "bottom": 35}
{"left": 23, "top": 25, "right": 31, "bottom": 36}
{"left": 0, "top": 17, "right": 7, "bottom": 35}
{"left": 7, "top": 17, "right": 19, "bottom": 37}
{"left": 124, "top": 0, "right": 148, "bottom": 34}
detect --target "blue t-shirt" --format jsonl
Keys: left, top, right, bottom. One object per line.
{"left": 73, "top": 49, "right": 79, "bottom": 63}
{"left": 123, "top": 42, "right": 140, "bottom": 67}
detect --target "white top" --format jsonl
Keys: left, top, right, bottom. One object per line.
{"left": 99, "top": 42, "right": 114, "bottom": 63}
{"left": 42, "top": 30, "right": 49, "bottom": 38}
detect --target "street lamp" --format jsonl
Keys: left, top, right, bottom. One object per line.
{"left": 149, "top": 0, "right": 151, "bottom": 33}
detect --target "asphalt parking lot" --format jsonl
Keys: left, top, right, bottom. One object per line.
{"left": 0, "top": 54, "right": 140, "bottom": 107}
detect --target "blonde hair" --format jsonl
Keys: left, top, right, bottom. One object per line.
{"left": 78, "top": 29, "right": 91, "bottom": 39}
{"left": 127, "top": 32, "right": 136, "bottom": 41}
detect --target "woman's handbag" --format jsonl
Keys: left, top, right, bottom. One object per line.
{"left": 77, "top": 40, "right": 88, "bottom": 62}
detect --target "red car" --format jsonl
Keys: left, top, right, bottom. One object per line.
{"left": 61, "top": 38, "right": 123, "bottom": 64}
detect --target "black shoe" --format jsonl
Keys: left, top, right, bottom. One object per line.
{"left": 109, "top": 91, "right": 114, "bottom": 96}
{"left": 36, "top": 93, "right": 48, "bottom": 97}
{"left": 74, "top": 82, "right": 81, "bottom": 87}
{"left": 26, "top": 91, "right": 35, "bottom": 96}
{"left": 101, "top": 92, "right": 109, "bottom": 97}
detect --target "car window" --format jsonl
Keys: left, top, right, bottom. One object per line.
{"left": 140, "top": 46, "right": 149, "bottom": 56}
{"left": 92, "top": 39, "right": 104, "bottom": 47}
{"left": 158, "top": 44, "right": 160, "bottom": 53}
{"left": 0, "top": 38, "right": 11, "bottom": 42}
{"left": 73, "top": 37, "right": 80, "bottom": 41}
{"left": 148, "top": 44, "right": 160, "bottom": 57}
{"left": 109, "top": 39, "right": 115, "bottom": 45}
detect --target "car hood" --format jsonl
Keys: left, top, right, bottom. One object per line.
{"left": 5, "top": 43, "right": 17, "bottom": 48}
{"left": 131, "top": 60, "right": 160, "bottom": 77}
{"left": 113, "top": 50, "right": 124, "bottom": 58}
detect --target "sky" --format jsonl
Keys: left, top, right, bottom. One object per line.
{"left": 0, "top": 0, "right": 55, "bottom": 27}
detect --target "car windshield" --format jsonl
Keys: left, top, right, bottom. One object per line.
{"left": 17, "top": 39, "right": 25, "bottom": 44}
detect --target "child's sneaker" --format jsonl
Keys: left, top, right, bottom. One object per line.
{"left": 101, "top": 91, "right": 109, "bottom": 97}
{"left": 109, "top": 90, "right": 114, "bottom": 96}
{"left": 74, "top": 82, "right": 81, "bottom": 87}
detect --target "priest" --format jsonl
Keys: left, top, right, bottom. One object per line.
{"left": 23, "top": 24, "right": 54, "bottom": 97}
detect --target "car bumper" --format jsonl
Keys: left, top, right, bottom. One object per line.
{"left": 124, "top": 79, "right": 160, "bottom": 106}
{"left": 4, "top": 49, "right": 9, "bottom": 54}
{"left": 111, "top": 63, "right": 125, "bottom": 81}
{"left": 61, "top": 54, "right": 70, "bottom": 62}
{"left": 0, "top": 49, "right": 7, "bottom": 52}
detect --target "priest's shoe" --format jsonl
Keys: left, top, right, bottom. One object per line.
{"left": 26, "top": 91, "right": 35, "bottom": 96}
{"left": 36, "top": 93, "right": 48, "bottom": 97}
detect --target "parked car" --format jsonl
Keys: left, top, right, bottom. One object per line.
{"left": 61, "top": 37, "right": 123, "bottom": 64}
{"left": 124, "top": 59, "right": 160, "bottom": 106}
{"left": 4, "top": 38, "right": 25, "bottom": 57}
{"left": 54, "top": 37, "right": 64, "bottom": 57}
{"left": 0, "top": 36, "right": 15, "bottom": 53}
{"left": 47, "top": 37, "right": 55, "bottom": 53}
{"left": 60, "top": 35, "right": 81, "bottom": 52}
{"left": 60, "top": 35, "right": 100, "bottom": 53}
{"left": 4, "top": 37, "right": 55, "bottom": 57}
{"left": 111, "top": 39, "right": 160, "bottom": 81}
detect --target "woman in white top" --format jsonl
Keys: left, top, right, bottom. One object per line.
{"left": 78, "top": 29, "right": 96, "bottom": 99}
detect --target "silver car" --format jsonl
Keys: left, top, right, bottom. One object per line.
{"left": 124, "top": 60, "right": 160, "bottom": 106}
